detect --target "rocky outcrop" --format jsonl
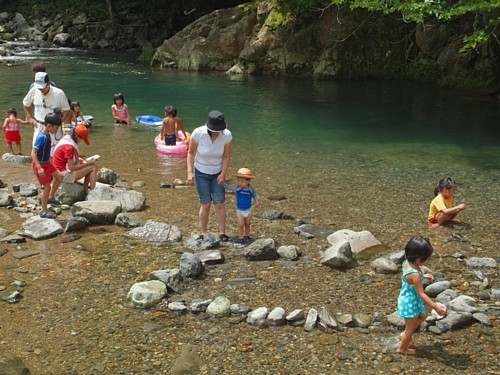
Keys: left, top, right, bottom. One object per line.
{"left": 152, "top": 2, "right": 499, "bottom": 87}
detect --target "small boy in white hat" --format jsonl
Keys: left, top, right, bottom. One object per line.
{"left": 224, "top": 167, "right": 260, "bottom": 244}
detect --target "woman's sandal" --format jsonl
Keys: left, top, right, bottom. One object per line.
{"left": 40, "top": 210, "right": 57, "bottom": 219}
{"left": 219, "top": 234, "right": 229, "bottom": 242}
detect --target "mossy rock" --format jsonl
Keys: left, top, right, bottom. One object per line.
{"left": 1, "top": 33, "right": 14, "bottom": 41}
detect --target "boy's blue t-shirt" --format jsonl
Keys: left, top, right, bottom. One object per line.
{"left": 33, "top": 131, "right": 52, "bottom": 163}
{"left": 224, "top": 183, "right": 259, "bottom": 211}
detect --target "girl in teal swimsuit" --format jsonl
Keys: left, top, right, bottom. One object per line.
{"left": 397, "top": 236, "right": 447, "bottom": 354}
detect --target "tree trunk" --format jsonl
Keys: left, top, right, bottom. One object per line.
{"left": 106, "top": 0, "right": 116, "bottom": 21}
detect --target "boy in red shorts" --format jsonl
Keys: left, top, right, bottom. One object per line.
{"left": 30, "top": 113, "right": 63, "bottom": 219}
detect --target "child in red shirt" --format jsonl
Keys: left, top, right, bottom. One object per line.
{"left": 2, "top": 108, "right": 29, "bottom": 155}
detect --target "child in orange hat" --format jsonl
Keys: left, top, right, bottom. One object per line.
{"left": 224, "top": 167, "right": 260, "bottom": 244}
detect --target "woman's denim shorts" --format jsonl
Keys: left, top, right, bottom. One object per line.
{"left": 194, "top": 168, "right": 225, "bottom": 204}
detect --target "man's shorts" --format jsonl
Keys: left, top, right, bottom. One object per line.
{"left": 165, "top": 134, "right": 177, "bottom": 145}
{"left": 32, "top": 161, "right": 57, "bottom": 185}
{"left": 61, "top": 170, "right": 77, "bottom": 183}
{"left": 194, "top": 168, "right": 225, "bottom": 204}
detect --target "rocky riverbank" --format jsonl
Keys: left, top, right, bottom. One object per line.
{"left": 0, "top": 155, "right": 499, "bottom": 374}
{"left": 1, "top": 1, "right": 499, "bottom": 88}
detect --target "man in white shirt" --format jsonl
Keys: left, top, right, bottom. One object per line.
{"left": 23, "top": 72, "right": 71, "bottom": 155}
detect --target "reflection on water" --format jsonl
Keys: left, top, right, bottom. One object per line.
{"left": 0, "top": 47, "right": 499, "bottom": 252}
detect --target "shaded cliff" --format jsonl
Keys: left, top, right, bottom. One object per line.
{"left": 151, "top": 3, "right": 499, "bottom": 88}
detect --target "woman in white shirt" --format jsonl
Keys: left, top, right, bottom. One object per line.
{"left": 187, "top": 110, "right": 232, "bottom": 241}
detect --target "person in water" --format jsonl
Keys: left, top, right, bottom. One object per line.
{"left": 160, "top": 105, "right": 187, "bottom": 145}
{"left": 70, "top": 101, "right": 91, "bottom": 128}
{"left": 111, "top": 93, "right": 131, "bottom": 125}
{"left": 223, "top": 167, "right": 260, "bottom": 244}
{"left": 428, "top": 177, "right": 466, "bottom": 228}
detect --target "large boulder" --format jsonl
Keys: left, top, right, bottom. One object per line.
{"left": 327, "top": 229, "right": 384, "bottom": 258}
{"left": 320, "top": 241, "right": 357, "bottom": 270}
{"left": 56, "top": 182, "right": 87, "bottom": 206}
{"left": 243, "top": 238, "right": 278, "bottom": 260}
{"left": 126, "top": 280, "right": 167, "bottom": 309}
{"left": 124, "top": 220, "right": 182, "bottom": 243}
{"left": 86, "top": 185, "right": 145, "bottom": 212}
{"left": 152, "top": 7, "right": 256, "bottom": 71}
{"left": 21, "top": 216, "right": 64, "bottom": 240}
{"left": 71, "top": 200, "right": 122, "bottom": 224}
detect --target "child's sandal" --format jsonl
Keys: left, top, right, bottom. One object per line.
{"left": 40, "top": 210, "right": 57, "bottom": 219}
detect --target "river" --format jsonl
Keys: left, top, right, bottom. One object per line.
{"left": 0, "top": 44, "right": 499, "bottom": 374}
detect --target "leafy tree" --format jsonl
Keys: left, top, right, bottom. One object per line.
{"left": 275, "top": 0, "right": 500, "bottom": 52}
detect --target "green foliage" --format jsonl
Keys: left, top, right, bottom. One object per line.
{"left": 4, "top": 0, "right": 107, "bottom": 20}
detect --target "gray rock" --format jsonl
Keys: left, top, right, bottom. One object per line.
{"left": 294, "top": 224, "right": 332, "bottom": 239}
{"left": 267, "top": 307, "right": 286, "bottom": 326}
{"left": 247, "top": 307, "right": 268, "bottom": 325}
{"left": 435, "top": 311, "right": 474, "bottom": 332}
{"left": 72, "top": 200, "right": 122, "bottom": 224}
{"left": 206, "top": 296, "right": 231, "bottom": 318}
{"left": 294, "top": 226, "right": 315, "bottom": 240}
{"left": 304, "top": 308, "right": 318, "bottom": 332}
{"left": 186, "top": 232, "right": 220, "bottom": 250}
{"left": 114, "top": 213, "right": 141, "bottom": 228}
{"left": 0, "top": 234, "right": 26, "bottom": 243}
{"left": 425, "top": 281, "right": 452, "bottom": 297}
{"left": 320, "top": 241, "right": 357, "bottom": 270}
{"left": 277, "top": 245, "right": 301, "bottom": 261}
{"left": 56, "top": 182, "right": 86, "bottom": 206}
{"left": 386, "top": 311, "right": 405, "bottom": 329}
{"left": 53, "top": 32, "right": 71, "bottom": 46}
{"left": 472, "top": 270, "right": 485, "bottom": 281}
{"left": 17, "top": 183, "right": 38, "bottom": 197}
{"left": 0, "top": 189, "right": 14, "bottom": 207}
{"left": 194, "top": 249, "right": 225, "bottom": 264}
{"left": 124, "top": 220, "right": 182, "bottom": 243}
{"left": 170, "top": 344, "right": 201, "bottom": 374}
{"left": 384, "top": 250, "right": 406, "bottom": 264}
{"left": 2, "top": 291, "right": 22, "bottom": 303}
{"left": 97, "top": 167, "right": 119, "bottom": 185}
{"left": 86, "top": 185, "right": 145, "bottom": 212}
{"left": 260, "top": 210, "right": 292, "bottom": 220}
{"left": 475, "top": 291, "right": 490, "bottom": 300}
{"left": 337, "top": 314, "right": 354, "bottom": 326}
{"left": 230, "top": 304, "right": 251, "bottom": 315}
{"left": 168, "top": 301, "right": 188, "bottom": 313}
{"left": 126, "top": 280, "right": 167, "bottom": 309}
{"left": 132, "top": 181, "right": 145, "bottom": 188}
{"left": 243, "top": 238, "right": 278, "bottom": 261}
{"left": 327, "top": 229, "right": 384, "bottom": 258}
{"left": 450, "top": 295, "right": 477, "bottom": 313}
{"left": 1, "top": 153, "right": 31, "bottom": 164}
{"left": 286, "top": 309, "right": 304, "bottom": 322}
{"left": 436, "top": 289, "right": 458, "bottom": 305}
{"left": 179, "top": 252, "right": 204, "bottom": 278}
{"left": 465, "top": 257, "right": 497, "bottom": 269}
{"left": 64, "top": 217, "right": 89, "bottom": 232}
{"left": 492, "top": 288, "right": 500, "bottom": 300}
{"left": 11, "top": 250, "right": 40, "bottom": 259}
{"left": 149, "top": 269, "right": 187, "bottom": 294}
{"left": 353, "top": 313, "right": 371, "bottom": 328}
{"left": 190, "top": 299, "right": 213, "bottom": 313}
{"left": 21, "top": 216, "right": 63, "bottom": 240}
{"left": 318, "top": 307, "right": 338, "bottom": 331}
{"left": 472, "top": 312, "right": 491, "bottom": 325}
{"left": 370, "top": 257, "right": 399, "bottom": 274}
